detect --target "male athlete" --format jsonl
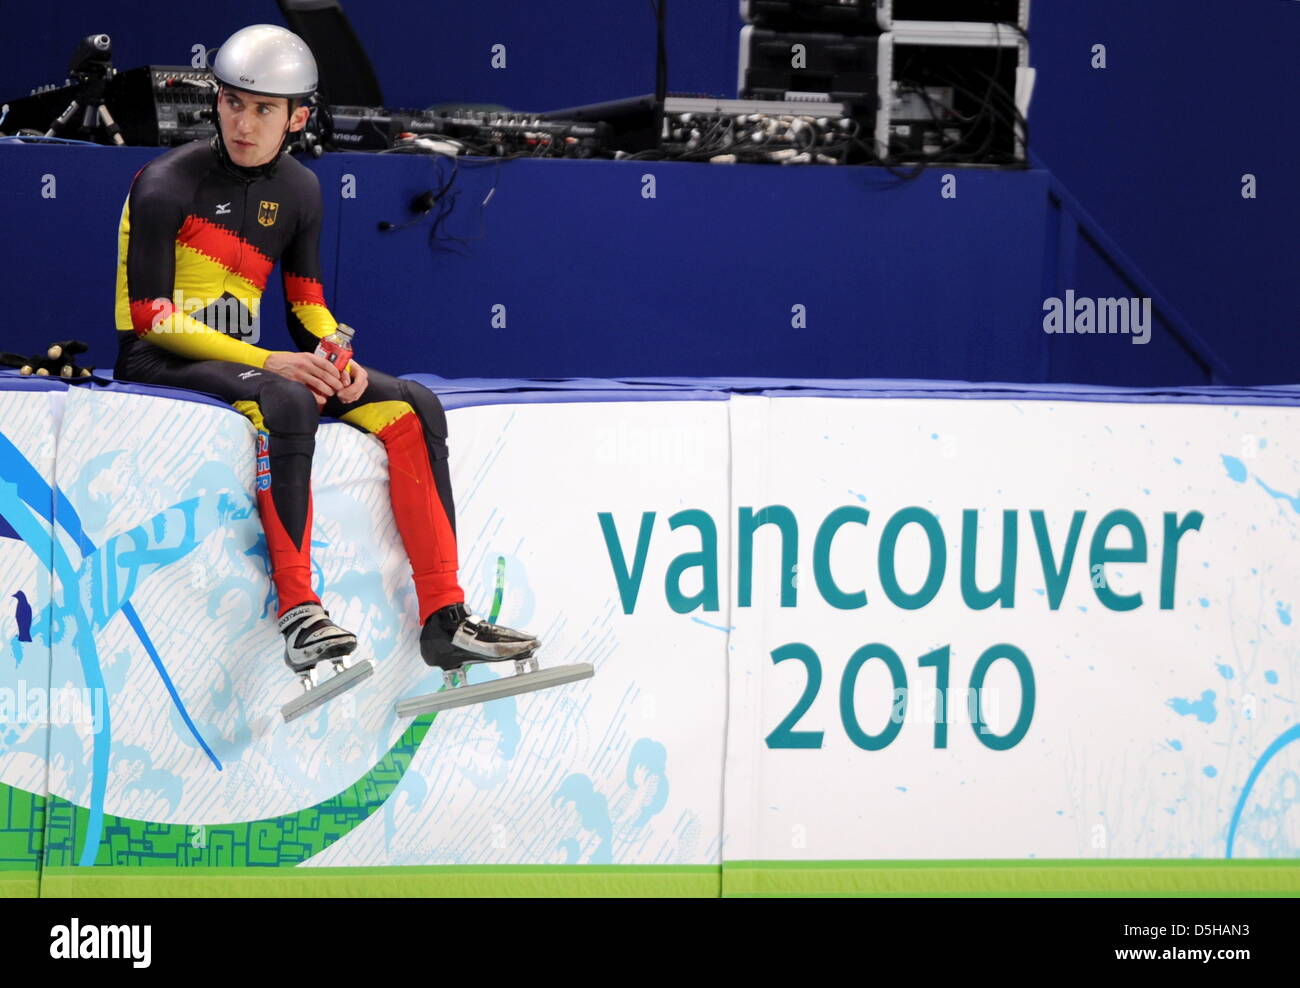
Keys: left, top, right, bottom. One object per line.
{"left": 113, "top": 24, "right": 538, "bottom": 700}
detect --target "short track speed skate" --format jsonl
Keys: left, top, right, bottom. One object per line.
{"left": 278, "top": 602, "right": 374, "bottom": 722}
{"left": 396, "top": 602, "right": 593, "bottom": 716}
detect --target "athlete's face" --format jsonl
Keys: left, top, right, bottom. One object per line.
{"left": 217, "top": 86, "right": 310, "bottom": 167}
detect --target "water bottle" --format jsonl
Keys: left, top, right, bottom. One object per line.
{"left": 314, "top": 323, "right": 355, "bottom": 373}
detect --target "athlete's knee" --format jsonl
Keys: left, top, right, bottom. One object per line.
{"left": 259, "top": 376, "right": 320, "bottom": 434}
{"left": 398, "top": 380, "right": 448, "bottom": 447}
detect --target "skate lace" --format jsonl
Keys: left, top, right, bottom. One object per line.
{"left": 463, "top": 616, "right": 519, "bottom": 641}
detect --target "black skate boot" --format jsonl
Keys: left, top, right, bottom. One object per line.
{"left": 278, "top": 602, "right": 374, "bottom": 722}
{"left": 399, "top": 603, "right": 593, "bottom": 717}
{"left": 419, "top": 602, "right": 540, "bottom": 687}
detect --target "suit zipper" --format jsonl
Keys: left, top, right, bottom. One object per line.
{"left": 235, "top": 180, "right": 251, "bottom": 337}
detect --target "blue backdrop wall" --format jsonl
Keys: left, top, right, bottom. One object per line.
{"left": 0, "top": 0, "right": 1294, "bottom": 384}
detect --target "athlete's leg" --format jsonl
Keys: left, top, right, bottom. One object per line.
{"left": 321, "top": 368, "right": 463, "bottom": 624}
{"left": 232, "top": 376, "right": 320, "bottom": 617}
{"left": 322, "top": 366, "right": 541, "bottom": 666}
{"left": 115, "top": 342, "right": 321, "bottom": 616}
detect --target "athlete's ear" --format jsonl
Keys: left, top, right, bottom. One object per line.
{"left": 288, "top": 103, "right": 310, "bottom": 133}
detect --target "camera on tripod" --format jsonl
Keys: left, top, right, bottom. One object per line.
{"left": 43, "top": 33, "right": 127, "bottom": 144}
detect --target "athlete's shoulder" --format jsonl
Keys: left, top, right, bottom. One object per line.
{"left": 129, "top": 140, "right": 213, "bottom": 203}
{"left": 136, "top": 140, "right": 214, "bottom": 182}
{"left": 275, "top": 152, "right": 321, "bottom": 194}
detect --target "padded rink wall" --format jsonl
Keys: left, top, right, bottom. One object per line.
{"left": 1, "top": 371, "right": 1299, "bottom": 898}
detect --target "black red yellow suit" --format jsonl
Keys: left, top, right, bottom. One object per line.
{"left": 114, "top": 137, "right": 463, "bottom": 622}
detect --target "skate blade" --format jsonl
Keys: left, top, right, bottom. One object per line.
{"left": 396, "top": 663, "right": 594, "bottom": 717}
{"left": 281, "top": 659, "right": 375, "bottom": 723}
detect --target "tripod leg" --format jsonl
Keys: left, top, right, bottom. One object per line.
{"left": 98, "top": 104, "right": 125, "bottom": 145}
{"left": 44, "top": 99, "right": 83, "bottom": 138}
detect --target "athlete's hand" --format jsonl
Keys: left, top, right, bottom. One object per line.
{"left": 336, "top": 361, "right": 368, "bottom": 404}
{"left": 264, "top": 351, "right": 345, "bottom": 400}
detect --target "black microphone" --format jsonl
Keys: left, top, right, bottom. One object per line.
{"left": 377, "top": 189, "right": 438, "bottom": 232}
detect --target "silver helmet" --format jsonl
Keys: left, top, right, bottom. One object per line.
{"left": 211, "top": 24, "right": 317, "bottom": 100}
